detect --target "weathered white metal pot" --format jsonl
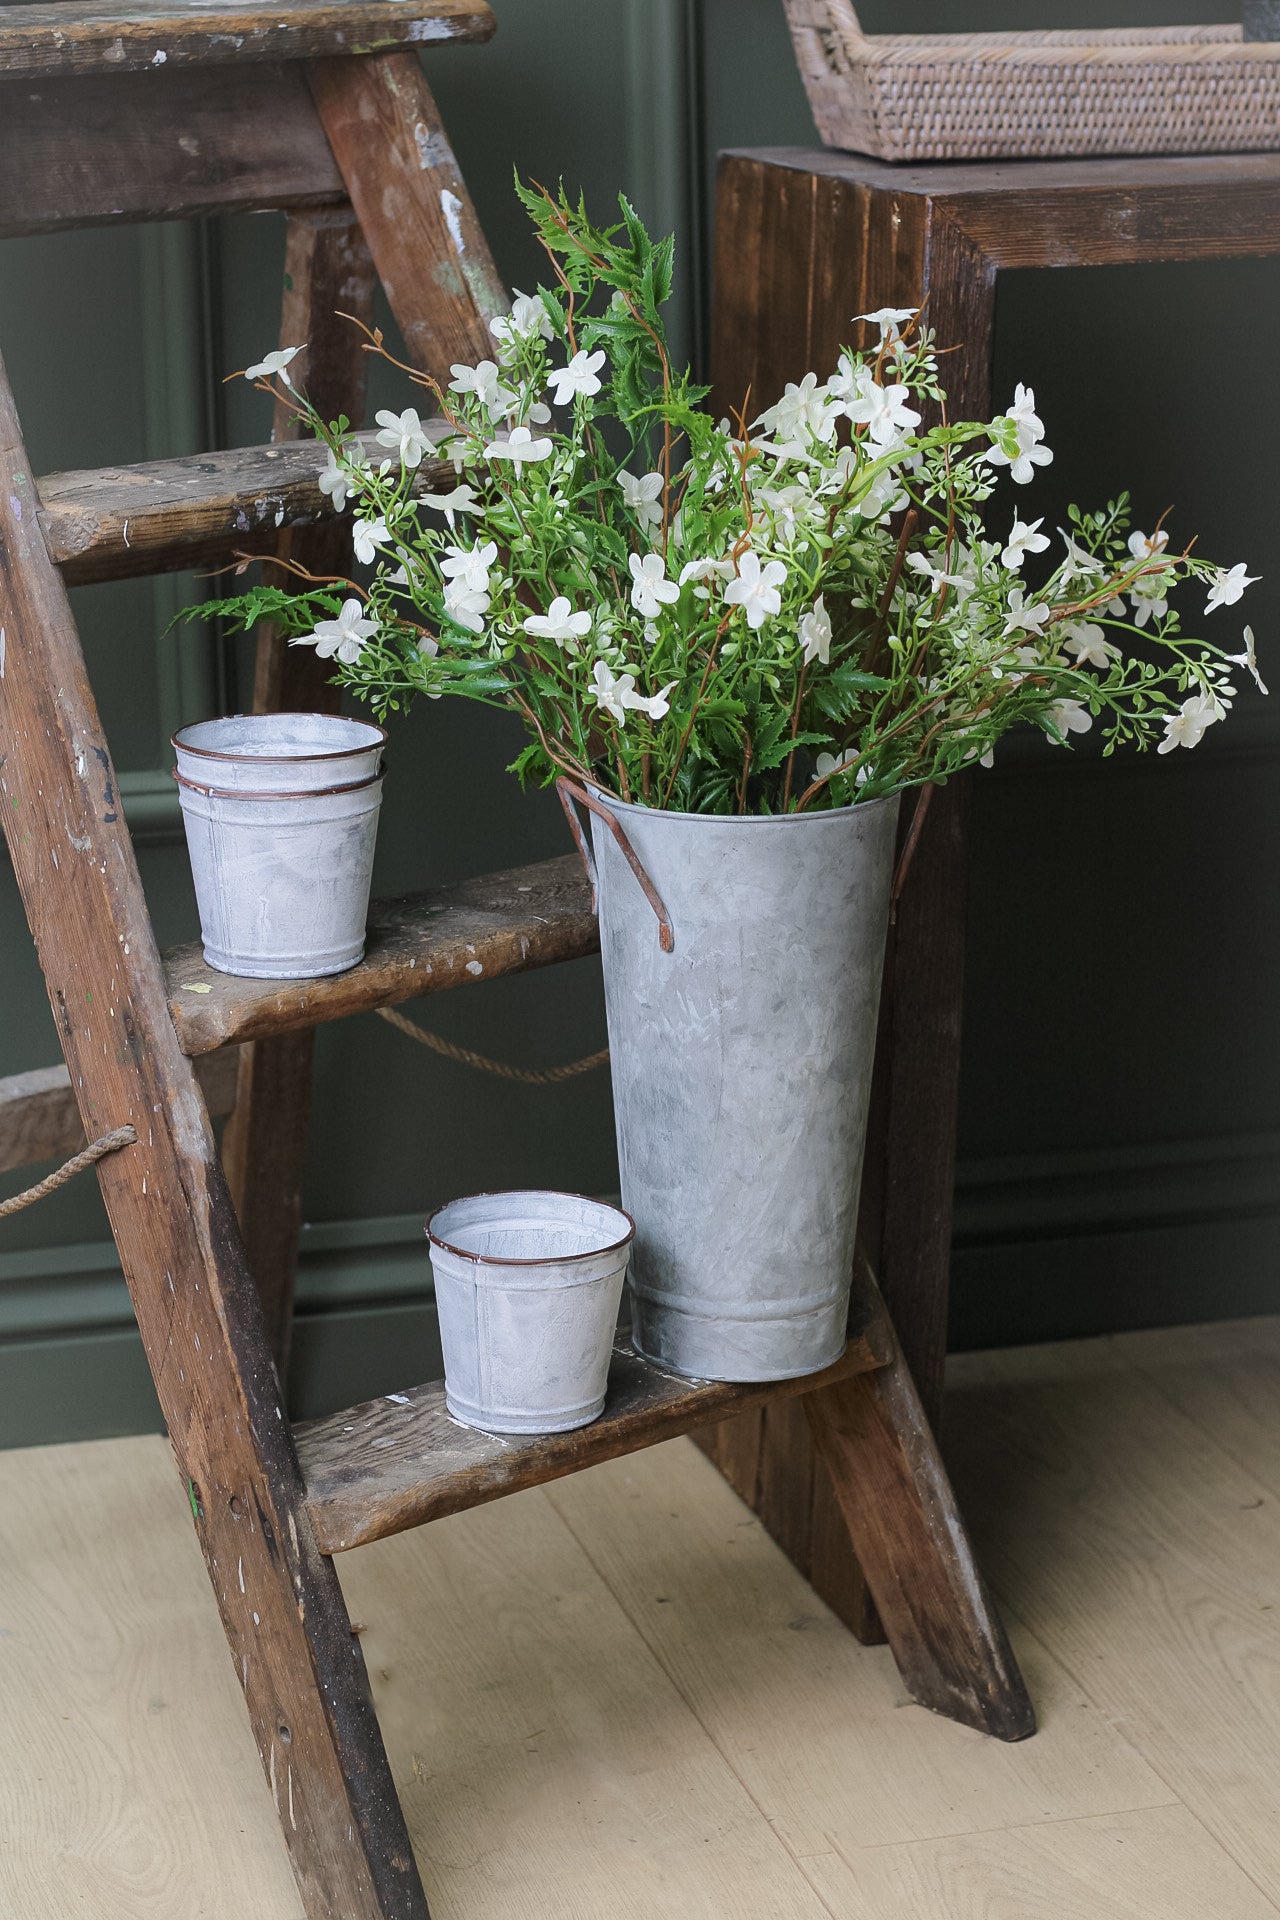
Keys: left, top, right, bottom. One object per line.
{"left": 172, "top": 713, "right": 386, "bottom": 979}
{"left": 426, "top": 1191, "right": 634, "bottom": 1435}
{"left": 562, "top": 783, "right": 900, "bottom": 1384}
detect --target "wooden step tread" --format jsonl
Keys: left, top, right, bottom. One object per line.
{"left": 0, "top": 1, "right": 494, "bottom": 80}
{"left": 165, "top": 853, "right": 598, "bottom": 1056}
{"left": 298, "top": 1310, "right": 894, "bottom": 1553}
{"left": 38, "top": 427, "right": 453, "bottom": 586}
{"left": 0, "top": 1052, "right": 240, "bottom": 1176}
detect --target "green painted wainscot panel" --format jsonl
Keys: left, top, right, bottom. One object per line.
{"left": 3, "top": 0, "right": 1279, "bottom": 1448}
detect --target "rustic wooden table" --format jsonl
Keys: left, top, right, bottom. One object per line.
{"left": 699, "top": 144, "right": 1280, "bottom": 1639}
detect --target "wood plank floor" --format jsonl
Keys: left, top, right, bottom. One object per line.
{"left": 3, "top": 1315, "right": 1280, "bottom": 1917}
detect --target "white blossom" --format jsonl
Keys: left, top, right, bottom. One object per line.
{"left": 489, "top": 289, "right": 553, "bottom": 353}
{"left": 548, "top": 349, "right": 606, "bottom": 405}
{"left": 816, "top": 747, "right": 857, "bottom": 780}
{"left": 375, "top": 407, "right": 430, "bottom": 468}
{"left": 442, "top": 580, "right": 489, "bottom": 635}
{"left": 1001, "top": 517, "right": 1051, "bottom": 570}
{"left": 448, "top": 358, "right": 516, "bottom": 418}
{"left": 758, "top": 372, "right": 838, "bottom": 446}
{"left": 352, "top": 516, "right": 388, "bottom": 566}
{"left": 1224, "top": 625, "right": 1268, "bottom": 695}
{"left": 619, "top": 469, "right": 664, "bottom": 529}
{"left": 296, "top": 597, "right": 377, "bottom": 666}
{"left": 484, "top": 424, "right": 553, "bottom": 465}
{"left": 799, "top": 595, "right": 832, "bottom": 666}
{"left": 841, "top": 365, "right": 921, "bottom": 449}
{"left": 523, "top": 596, "right": 592, "bottom": 650}
{"left": 1002, "top": 588, "right": 1053, "bottom": 639}
{"left": 1129, "top": 579, "right": 1169, "bottom": 629}
{"left": 418, "top": 483, "right": 478, "bottom": 531}
{"left": 628, "top": 551, "right": 679, "bottom": 618}
{"left": 318, "top": 448, "right": 351, "bottom": 512}
{"left": 854, "top": 305, "right": 918, "bottom": 344}
{"left": 1060, "top": 621, "right": 1119, "bottom": 670}
{"left": 590, "top": 659, "right": 636, "bottom": 724}
{"left": 1042, "top": 698, "right": 1093, "bottom": 742}
{"left": 440, "top": 540, "right": 497, "bottom": 595}
{"left": 1158, "top": 691, "right": 1221, "bottom": 753}
{"left": 988, "top": 384, "right": 1052, "bottom": 485}
{"left": 245, "top": 345, "right": 304, "bottom": 385}
{"left": 1206, "top": 562, "right": 1260, "bottom": 613}
{"left": 1059, "top": 533, "right": 1107, "bottom": 585}
{"left": 622, "top": 679, "right": 677, "bottom": 721}
{"left": 724, "top": 550, "right": 788, "bottom": 630}
{"left": 1128, "top": 528, "right": 1170, "bottom": 563}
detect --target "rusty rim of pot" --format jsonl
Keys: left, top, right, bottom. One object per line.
{"left": 170, "top": 714, "right": 388, "bottom": 765}
{"left": 172, "top": 767, "right": 384, "bottom": 803}
{"left": 426, "top": 1191, "right": 637, "bottom": 1266}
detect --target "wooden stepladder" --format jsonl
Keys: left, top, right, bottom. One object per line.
{"left": 0, "top": 9, "right": 1033, "bottom": 1916}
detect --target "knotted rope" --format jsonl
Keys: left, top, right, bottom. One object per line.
{"left": 376, "top": 1004, "right": 608, "bottom": 1085}
{"left": 0, "top": 1124, "right": 137, "bottom": 1219}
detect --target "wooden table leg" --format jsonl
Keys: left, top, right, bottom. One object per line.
{"left": 696, "top": 154, "right": 994, "bottom": 1642}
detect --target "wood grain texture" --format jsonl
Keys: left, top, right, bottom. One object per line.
{"left": 337, "top": 1480, "right": 834, "bottom": 1920}
{"left": 0, "top": 1, "right": 494, "bottom": 79}
{"left": 802, "top": 1265, "right": 1034, "bottom": 1741}
{"left": 37, "top": 428, "right": 453, "bottom": 586}
{"left": 0, "top": 66, "right": 344, "bottom": 240}
{"left": 0, "top": 1051, "right": 239, "bottom": 1176}
{"left": 309, "top": 53, "right": 506, "bottom": 383}
{"left": 547, "top": 1443, "right": 1174, "bottom": 1856}
{"left": 298, "top": 1317, "right": 893, "bottom": 1554}
{"left": 223, "top": 208, "right": 378, "bottom": 1372}
{"left": 0, "top": 345, "right": 428, "bottom": 1919}
{"left": 166, "top": 853, "right": 598, "bottom": 1056}
{"left": 803, "top": 1805, "right": 1280, "bottom": 1920}
{"left": 946, "top": 1334, "right": 1280, "bottom": 1904}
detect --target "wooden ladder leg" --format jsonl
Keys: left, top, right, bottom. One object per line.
{"left": 0, "top": 350, "right": 430, "bottom": 1920}
{"left": 800, "top": 1261, "right": 1035, "bottom": 1742}
{"left": 222, "top": 207, "right": 377, "bottom": 1371}
{"left": 308, "top": 51, "right": 508, "bottom": 377}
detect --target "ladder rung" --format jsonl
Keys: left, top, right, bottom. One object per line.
{"left": 0, "top": 1050, "right": 240, "bottom": 1175}
{"left": 298, "top": 1306, "right": 896, "bottom": 1553}
{"left": 38, "top": 430, "right": 453, "bottom": 585}
{"left": 0, "top": 2, "right": 495, "bottom": 80}
{"left": 165, "top": 854, "right": 597, "bottom": 1056}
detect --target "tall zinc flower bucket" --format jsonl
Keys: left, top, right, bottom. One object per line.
{"left": 560, "top": 781, "right": 901, "bottom": 1384}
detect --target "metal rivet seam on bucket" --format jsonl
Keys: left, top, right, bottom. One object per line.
{"left": 426, "top": 1191, "right": 635, "bottom": 1436}
{"left": 584, "top": 787, "right": 901, "bottom": 1385}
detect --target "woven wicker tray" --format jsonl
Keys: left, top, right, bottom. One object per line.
{"left": 783, "top": 2, "right": 1280, "bottom": 162}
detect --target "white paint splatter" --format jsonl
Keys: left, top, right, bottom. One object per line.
{"left": 151, "top": 48, "right": 166, "bottom": 64}
{"left": 441, "top": 189, "right": 466, "bottom": 256}
{"left": 466, "top": 959, "right": 483, "bottom": 976}
{"left": 238, "top": 1556, "right": 245, "bottom": 1593}
{"left": 287, "top": 1765, "right": 296, "bottom": 1831}
{"left": 386, "top": 1392, "right": 410, "bottom": 1405}
{"left": 0, "top": 627, "right": 5, "bottom": 678}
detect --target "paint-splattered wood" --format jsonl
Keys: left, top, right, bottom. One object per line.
{"left": 298, "top": 1316, "right": 896, "bottom": 1554}
{"left": 0, "top": 338, "right": 430, "bottom": 1916}
{"left": 309, "top": 53, "right": 507, "bottom": 384}
{"left": 0, "top": 65, "right": 345, "bottom": 240}
{"left": 0, "top": 0, "right": 494, "bottom": 79}
{"left": 166, "top": 854, "right": 599, "bottom": 1056}
{"left": 36, "top": 427, "right": 453, "bottom": 586}
{"left": 0, "top": 1052, "right": 240, "bottom": 1177}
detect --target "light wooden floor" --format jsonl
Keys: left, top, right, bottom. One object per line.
{"left": 4, "top": 1315, "right": 1280, "bottom": 1918}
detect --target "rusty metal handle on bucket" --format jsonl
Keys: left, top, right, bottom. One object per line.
{"left": 555, "top": 777, "right": 675, "bottom": 954}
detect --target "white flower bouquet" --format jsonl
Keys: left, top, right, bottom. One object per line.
{"left": 200, "top": 183, "right": 1264, "bottom": 814}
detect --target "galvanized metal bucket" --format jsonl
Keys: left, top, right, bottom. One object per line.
{"left": 560, "top": 782, "right": 901, "bottom": 1384}
{"left": 172, "top": 713, "right": 386, "bottom": 979}
{"left": 426, "top": 1190, "right": 634, "bottom": 1435}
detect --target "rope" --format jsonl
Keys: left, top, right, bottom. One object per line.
{"left": 376, "top": 1004, "right": 609, "bottom": 1085}
{"left": 0, "top": 1124, "right": 137, "bottom": 1219}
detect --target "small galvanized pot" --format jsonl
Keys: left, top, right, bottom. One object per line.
{"left": 172, "top": 712, "right": 386, "bottom": 979}
{"left": 426, "top": 1191, "right": 634, "bottom": 1435}
{"left": 561, "top": 782, "right": 900, "bottom": 1384}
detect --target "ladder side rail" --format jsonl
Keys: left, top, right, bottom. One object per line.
{"left": 0, "top": 343, "right": 430, "bottom": 1920}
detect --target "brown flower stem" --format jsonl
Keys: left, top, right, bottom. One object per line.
{"left": 781, "top": 660, "right": 809, "bottom": 812}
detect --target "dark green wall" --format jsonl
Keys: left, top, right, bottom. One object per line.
{"left": 3, "top": 0, "right": 1276, "bottom": 1446}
